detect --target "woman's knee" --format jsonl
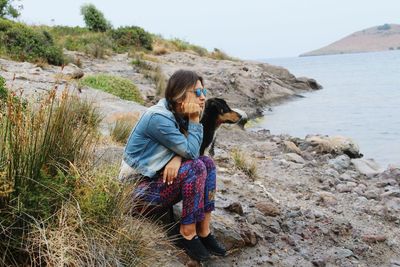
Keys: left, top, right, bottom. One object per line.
{"left": 198, "top": 156, "right": 216, "bottom": 172}
{"left": 191, "top": 158, "right": 207, "bottom": 177}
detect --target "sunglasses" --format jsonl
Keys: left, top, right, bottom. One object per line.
{"left": 190, "top": 88, "right": 207, "bottom": 97}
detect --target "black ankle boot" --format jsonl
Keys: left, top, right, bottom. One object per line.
{"left": 176, "top": 234, "right": 211, "bottom": 262}
{"left": 199, "top": 233, "right": 227, "bottom": 256}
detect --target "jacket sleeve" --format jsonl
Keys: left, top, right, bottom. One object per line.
{"left": 146, "top": 113, "right": 203, "bottom": 159}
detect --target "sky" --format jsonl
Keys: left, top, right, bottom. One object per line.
{"left": 18, "top": 0, "right": 400, "bottom": 59}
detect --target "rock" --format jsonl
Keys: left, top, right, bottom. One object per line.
{"left": 379, "top": 165, "right": 400, "bottom": 183}
{"left": 255, "top": 201, "right": 281, "bottom": 217}
{"left": 284, "top": 153, "right": 306, "bottom": 164}
{"left": 212, "top": 220, "right": 245, "bottom": 250}
{"left": 311, "top": 258, "right": 327, "bottom": 267}
{"left": 328, "top": 155, "right": 351, "bottom": 171}
{"left": 363, "top": 189, "right": 381, "bottom": 200}
{"left": 325, "top": 247, "right": 354, "bottom": 260}
{"left": 265, "top": 218, "right": 282, "bottom": 234}
{"left": 283, "top": 141, "right": 302, "bottom": 155}
{"left": 324, "top": 168, "right": 339, "bottom": 177}
{"left": 69, "top": 69, "right": 85, "bottom": 80}
{"left": 381, "top": 189, "right": 400, "bottom": 198}
{"left": 224, "top": 202, "right": 244, "bottom": 215}
{"left": 336, "top": 184, "right": 354, "bottom": 193}
{"left": 240, "top": 228, "right": 258, "bottom": 246}
{"left": 351, "top": 158, "right": 383, "bottom": 177}
{"left": 361, "top": 234, "right": 387, "bottom": 243}
{"left": 306, "top": 135, "right": 361, "bottom": 158}
{"left": 316, "top": 191, "right": 338, "bottom": 205}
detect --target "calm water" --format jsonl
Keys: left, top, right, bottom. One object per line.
{"left": 258, "top": 50, "right": 400, "bottom": 168}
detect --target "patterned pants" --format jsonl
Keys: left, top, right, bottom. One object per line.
{"left": 135, "top": 156, "right": 216, "bottom": 225}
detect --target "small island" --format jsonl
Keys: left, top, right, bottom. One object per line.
{"left": 300, "top": 23, "right": 400, "bottom": 56}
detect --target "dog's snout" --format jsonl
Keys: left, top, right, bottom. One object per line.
{"left": 232, "top": 108, "right": 247, "bottom": 121}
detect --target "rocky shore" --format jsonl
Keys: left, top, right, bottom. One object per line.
{"left": 1, "top": 52, "right": 399, "bottom": 267}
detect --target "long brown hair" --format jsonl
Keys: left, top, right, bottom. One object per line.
{"left": 165, "top": 70, "right": 203, "bottom": 133}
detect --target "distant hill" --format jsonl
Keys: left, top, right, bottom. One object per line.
{"left": 300, "top": 23, "right": 400, "bottom": 57}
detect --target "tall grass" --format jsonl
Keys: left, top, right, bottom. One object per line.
{"left": 0, "top": 87, "right": 100, "bottom": 264}
{"left": 110, "top": 112, "right": 140, "bottom": 144}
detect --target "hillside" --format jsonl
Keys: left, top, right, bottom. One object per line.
{"left": 301, "top": 23, "right": 400, "bottom": 56}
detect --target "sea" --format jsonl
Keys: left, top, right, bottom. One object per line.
{"left": 257, "top": 50, "right": 400, "bottom": 168}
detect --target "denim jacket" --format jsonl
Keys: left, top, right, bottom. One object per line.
{"left": 123, "top": 99, "right": 203, "bottom": 179}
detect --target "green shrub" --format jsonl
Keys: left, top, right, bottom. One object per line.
{"left": 80, "top": 3, "right": 111, "bottom": 32}
{"left": 110, "top": 26, "right": 153, "bottom": 52}
{"left": 0, "top": 18, "right": 64, "bottom": 65}
{"left": 80, "top": 74, "right": 144, "bottom": 103}
{"left": 64, "top": 32, "right": 113, "bottom": 58}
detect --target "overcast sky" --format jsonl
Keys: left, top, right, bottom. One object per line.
{"left": 18, "top": 0, "right": 400, "bottom": 59}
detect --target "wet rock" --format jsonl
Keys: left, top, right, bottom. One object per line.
{"left": 255, "top": 201, "right": 281, "bottom": 217}
{"left": 224, "top": 202, "right": 244, "bottom": 215}
{"left": 361, "top": 234, "right": 387, "bottom": 243}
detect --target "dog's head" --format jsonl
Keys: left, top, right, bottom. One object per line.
{"left": 204, "top": 98, "right": 243, "bottom": 126}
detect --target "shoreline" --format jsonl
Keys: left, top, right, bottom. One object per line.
{"left": 1, "top": 52, "right": 400, "bottom": 266}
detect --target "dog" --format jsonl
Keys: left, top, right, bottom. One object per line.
{"left": 200, "top": 98, "right": 245, "bottom": 156}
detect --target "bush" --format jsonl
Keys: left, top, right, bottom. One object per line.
{"left": 80, "top": 74, "right": 144, "bottom": 103}
{"left": 0, "top": 18, "right": 64, "bottom": 65}
{"left": 80, "top": 4, "right": 111, "bottom": 32}
{"left": 377, "top": 23, "right": 391, "bottom": 31}
{"left": 110, "top": 26, "right": 153, "bottom": 52}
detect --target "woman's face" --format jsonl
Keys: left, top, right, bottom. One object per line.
{"left": 181, "top": 80, "right": 206, "bottom": 111}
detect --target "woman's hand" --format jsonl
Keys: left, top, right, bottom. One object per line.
{"left": 163, "top": 155, "right": 182, "bottom": 185}
{"left": 181, "top": 94, "right": 202, "bottom": 122}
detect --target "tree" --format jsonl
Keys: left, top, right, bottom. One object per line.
{"left": 0, "top": 0, "right": 22, "bottom": 19}
{"left": 80, "top": 4, "right": 111, "bottom": 32}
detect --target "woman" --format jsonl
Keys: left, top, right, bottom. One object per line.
{"left": 119, "top": 69, "right": 226, "bottom": 262}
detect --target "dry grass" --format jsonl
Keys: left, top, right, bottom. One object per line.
{"left": 27, "top": 164, "right": 176, "bottom": 267}
{"left": 110, "top": 112, "right": 140, "bottom": 144}
{"left": 231, "top": 148, "right": 258, "bottom": 180}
